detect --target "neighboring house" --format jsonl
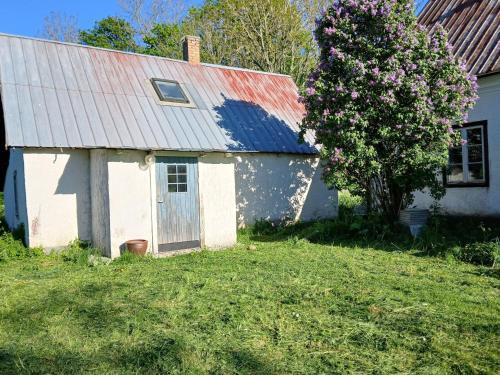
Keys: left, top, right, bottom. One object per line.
{"left": 0, "top": 34, "right": 337, "bottom": 258}
{"left": 413, "top": 0, "right": 500, "bottom": 216}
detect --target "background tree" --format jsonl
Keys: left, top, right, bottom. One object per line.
{"left": 181, "top": 0, "right": 316, "bottom": 86}
{"left": 119, "top": 0, "right": 186, "bottom": 36}
{"left": 143, "top": 23, "right": 185, "bottom": 59}
{"left": 299, "top": 0, "right": 477, "bottom": 220}
{"left": 291, "top": 0, "right": 329, "bottom": 33}
{"left": 80, "top": 16, "right": 138, "bottom": 52}
{"left": 181, "top": 1, "right": 234, "bottom": 66}
{"left": 40, "top": 12, "right": 79, "bottom": 43}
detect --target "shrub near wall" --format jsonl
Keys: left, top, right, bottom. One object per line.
{"left": 418, "top": 215, "right": 500, "bottom": 266}
{"left": 250, "top": 195, "right": 500, "bottom": 267}
{"left": 0, "top": 229, "right": 43, "bottom": 262}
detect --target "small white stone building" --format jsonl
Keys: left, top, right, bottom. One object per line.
{"left": 0, "top": 34, "right": 337, "bottom": 257}
{"left": 413, "top": 0, "right": 500, "bottom": 216}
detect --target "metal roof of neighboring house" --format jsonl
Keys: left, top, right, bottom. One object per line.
{"left": 418, "top": 0, "right": 500, "bottom": 77}
{"left": 0, "top": 33, "right": 316, "bottom": 154}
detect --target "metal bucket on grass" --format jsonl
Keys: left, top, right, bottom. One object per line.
{"left": 400, "top": 209, "right": 429, "bottom": 237}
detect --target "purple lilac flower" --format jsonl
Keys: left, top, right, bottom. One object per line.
{"left": 306, "top": 87, "right": 316, "bottom": 96}
{"left": 331, "top": 147, "right": 344, "bottom": 164}
{"left": 324, "top": 27, "right": 336, "bottom": 36}
{"left": 351, "top": 91, "right": 359, "bottom": 99}
{"left": 460, "top": 139, "right": 467, "bottom": 145}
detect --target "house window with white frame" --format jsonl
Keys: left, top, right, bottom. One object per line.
{"left": 446, "top": 121, "right": 489, "bottom": 187}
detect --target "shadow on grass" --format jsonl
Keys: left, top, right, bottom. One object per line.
{"left": 246, "top": 216, "right": 500, "bottom": 264}
{"left": 0, "top": 279, "right": 275, "bottom": 374}
{"left": 467, "top": 267, "right": 500, "bottom": 280}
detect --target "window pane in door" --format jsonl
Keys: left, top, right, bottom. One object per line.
{"left": 178, "top": 183, "right": 188, "bottom": 192}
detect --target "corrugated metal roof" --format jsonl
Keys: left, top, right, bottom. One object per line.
{"left": 418, "top": 0, "right": 500, "bottom": 77}
{"left": 0, "top": 33, "right": 316, "bottom": 154}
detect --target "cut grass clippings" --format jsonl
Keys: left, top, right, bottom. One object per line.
{"left": 0, "top": 230, "right": 499, "bottom": 374}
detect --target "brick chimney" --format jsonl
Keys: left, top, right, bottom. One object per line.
{"left": 182, "top": 36, "right": 201, "bottom": 65}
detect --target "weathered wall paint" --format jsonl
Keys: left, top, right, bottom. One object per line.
{"left": 107, "top": 150, "right": 153, "bottom": 258}
{"left": 7, "top": 148, "right": 338, "bottom": 255}
{"left": 3, "top": 148, "right": 29, "bottom": 242}
{"left": 22, "top": 149, "right": 91, "bottom": 248}
{"left": 198, "top": 154, "right": 237, "bottom": 248}
{"left": 234, "top": 154, "right": 338, "bottom": 226}
{"left": 413, "top": 74, "right": 500, "bottom": 216}
{"left": 90, "top": 149, "right": 111, "bottom": 255}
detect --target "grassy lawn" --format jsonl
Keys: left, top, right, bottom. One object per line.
{"left": 0, "top": 230, "right": 499, "bottom": 374}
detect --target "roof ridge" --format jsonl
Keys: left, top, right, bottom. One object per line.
{"left": 0, "top": 32, "right": 293, "bottom": 79}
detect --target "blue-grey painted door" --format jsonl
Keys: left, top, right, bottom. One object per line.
{"left": 156, "top": 156, "right": 200, "bottom": 251}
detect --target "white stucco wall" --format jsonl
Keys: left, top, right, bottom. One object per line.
{"left": 413, "top": 74, "right": 500, "bottom": 216}
{"left": 11, "top": 148, "right": 238, "bottom": 256}
{"left": 198, "top": 154, "right": 237, "bottom": 248}
{"left": 3, "top": 148, "right": 28, "bottom": 241}
{"left": 234, "top": 153, "right": 338, "bottom": 226}
{"left": 107, "top": 150, "right": 153, "bottom": 258}
{"left": 7, "top": 148, "right": 338, "bottom": 254}
{"left": 22, "top": 148, "right": 91, "bottom": 248}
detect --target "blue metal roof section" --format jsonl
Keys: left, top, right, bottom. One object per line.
{"left": 0, "top": 33, "right": 317, "bottom": 154}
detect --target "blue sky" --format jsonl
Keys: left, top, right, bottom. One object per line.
{"left": 0, "top": 0, "right": 200, "bottom": 38}
{"left": 0, "top": 0, "right": 122, "bottom": 37}
{"left": 0, "top": 0, "right": 428, "bottom": 39}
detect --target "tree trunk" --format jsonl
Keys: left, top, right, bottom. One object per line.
{"left": 387, "top": 182, "right": 405, "bottom": 222}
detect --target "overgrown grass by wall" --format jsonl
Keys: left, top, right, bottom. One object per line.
{"left": 251, "top": 191, "right": 500, "bottom": 267}
{"left": 1, "top": 191, "right": 499, "bottom": 266}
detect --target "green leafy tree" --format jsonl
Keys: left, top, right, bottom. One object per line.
{"left": 223, "top": 0, "right": 315, "bottom": 86}
{"left": 299, "top": 0, "right": 477, "bottom": 220}
{"left": 143, "top": 23, "right": 185, "bottom": 59}
{"left": 145, "top": 0, "right": 315, "bottom": 86}
{"left": 181, "top": 1, "right": 233, "bottom": 66}
{"left": 79, "top": 17, "right": 138, "bottom": 52}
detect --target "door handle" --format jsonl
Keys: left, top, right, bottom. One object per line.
{"left": 157, "top": 198, "right": 164, "bottom": 203}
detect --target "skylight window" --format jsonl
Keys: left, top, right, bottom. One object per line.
{"left": 151, "top": 79, "right": 190, "bottom": 104}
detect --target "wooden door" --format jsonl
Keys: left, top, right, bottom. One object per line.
{"left": 156, "top": 156, "right": 200, "bottom": 251}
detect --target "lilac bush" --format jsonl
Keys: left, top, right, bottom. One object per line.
{"left": 299, "top": 0, "right": 477, "bottom": 220}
